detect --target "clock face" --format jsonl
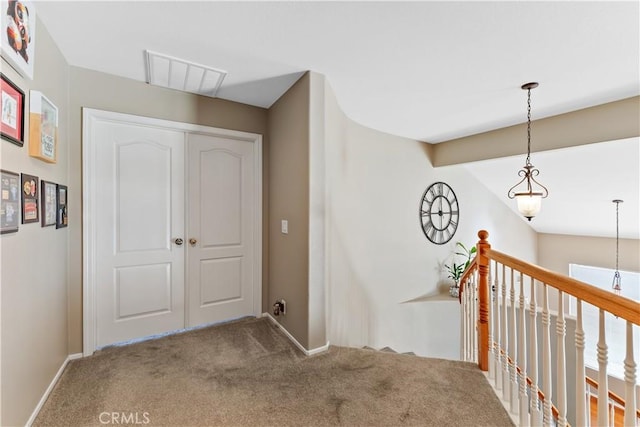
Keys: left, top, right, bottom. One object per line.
{"left": 419, "top": 182, "right": 459, "bottom": 245}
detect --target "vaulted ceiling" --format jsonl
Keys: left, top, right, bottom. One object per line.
{"left": 36, "top": 1, "right": 639, "bottom": 239}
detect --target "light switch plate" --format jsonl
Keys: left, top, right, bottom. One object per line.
{"left": 281, "top": 220, "right": 288, "bottom": 234}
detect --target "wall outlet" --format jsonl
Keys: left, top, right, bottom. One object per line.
{"left": 281, "top": 220, "right": 288, "bottom": 234}
{"left": 273, "top": 299, "right": 286, "bottom": 316}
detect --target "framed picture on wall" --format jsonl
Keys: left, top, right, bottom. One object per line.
{"left": 56, "top": 184, "right": 67, "bottom": 228}
{"left": 20, "top": 172, "right": 38, "bottom": 223}
{"left": 1, "top": 73, "right": 25, "bottom": 146}
{"left": 41, "top": 180, "right": 56, "bottom": 227}
{"left": 0, "top": 0, "right": 36, "bottom": 80}
{"left": 29, "top": 90, "right": 58, "bottom": 163}
{"left": 1, "top": 169, "right": 20, "bottom": 233}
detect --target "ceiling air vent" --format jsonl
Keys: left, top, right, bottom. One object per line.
{"left": 145, "top": 50, "right": 227, "bottom": 98}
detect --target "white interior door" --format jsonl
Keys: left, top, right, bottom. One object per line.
{"left": 93, "top": 120, "right": 185, "bottom": 348}
{"left": 187, "top": 133, "right": 256, "bottom": 327}
{"left": 84, "top": 108, "right": 262, "bottom": 355}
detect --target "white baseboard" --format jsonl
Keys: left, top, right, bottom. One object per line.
{"left": 26, "top": 353, "right": 83, "bottom": 427}
{"left": 262, "top": 313, "right": 329, "bottom": 356}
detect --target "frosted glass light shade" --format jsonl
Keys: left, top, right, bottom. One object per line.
{"left": 515, "top": 193, "right": 542, "bottom": 221}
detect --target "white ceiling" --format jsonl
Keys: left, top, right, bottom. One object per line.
{"left": 35, "top": 1, "right": 640, "bottom": 239}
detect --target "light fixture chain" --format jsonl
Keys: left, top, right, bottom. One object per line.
{"left": 526, "top": 88, "right": 532, "bottom": 166}
{"left": 612, "top": 199, "right": 622, "bottom": 294}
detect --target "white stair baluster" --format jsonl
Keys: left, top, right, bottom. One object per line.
{"left": 624, "top": 320, "right": 637, "bottom": 427}
{"left": 472, "top": 272, "right": 478, "bottom": 363}
{"left": 494, "top": 262, "right": 501, "bottom": 389}
{"left": 469, "top": 272, "right": 475, "bottom": 363}
{"left": 542, "top": 283, "right": 552, "bottom": 426}
{"left": 530, "top": 277, "right": 541, "bottom": 425}
{"left": 502, "top": 264, "right": 509, "bottom": 399}
{"left": 518, "top": 271, "right": 528, "bottom": 427}
{"left": 468, "top": 274, "right": 474, "bottom": 362}
{"left": 610, "top": 402, "right": 615, "bottom": 426}
{"left": 597, "top": 309, "right": 609, "bottom": 427}
{"left": 460, "top": 279, "right": 465, "bottom": 361}
{"left": 556, "top": 290, "right": 567, "bottom": 427}
{"left": 468, "top": 276, "right": 473, "bottom": 362}
{"left": 575, "top": 299, "right": 588, "bottom": 427}
{"left": 463, "top": 277, "right": 469, "bottom": 361}
{"left": 509, "top": 267, "right": 518, "bottom": 415}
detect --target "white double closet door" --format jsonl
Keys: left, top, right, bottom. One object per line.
{"left": 84, "top": 109, "right": 260, "bottom": 351}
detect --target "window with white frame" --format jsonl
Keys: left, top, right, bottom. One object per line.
{"left": 569, "top": 263, "right": 640, "bottom": 379}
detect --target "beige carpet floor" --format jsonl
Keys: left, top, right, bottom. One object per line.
{"left": 34, "top": 317, "right": 514, "bottom": 426}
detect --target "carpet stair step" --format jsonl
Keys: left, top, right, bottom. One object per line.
{"left": 361, "top": 346, "right": 416, "bottom": 356}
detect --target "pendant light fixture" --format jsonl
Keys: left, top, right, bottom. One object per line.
{"left": 507, "top": 82, "right": 549, "bottom": 221}
{"left": 612, "top": 199, "right": 623, "bottom": 295}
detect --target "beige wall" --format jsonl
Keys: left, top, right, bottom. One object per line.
{"left": 538, "top": 233, "right": 640, "bottom": 275}
{"left": 432, "top": 96, "right": 640, "bottom": 166}
{"left": 0, "top": 18, "right": 70, "bottom": 426}
{"left": 267, "top": 73, "right": 311, "bottom": 348}
{"left": 323, "top": 79, "right": 538, "bottom": 357}
{"left": 67, "top": 67, "right": 270, "bottom": 354}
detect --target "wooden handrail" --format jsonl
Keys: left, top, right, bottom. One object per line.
{"left": 585, "top": 376, "right": 640, "bottom": 418}
{"left": 485, "top": 247, "right": 640, "bottom": 325}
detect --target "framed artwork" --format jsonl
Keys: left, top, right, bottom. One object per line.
{"left": 1, "top": 73, "right": 25, "bottom": 146}
{"left": 56, "top": 184, "right": 67, "bottom": 228}
{"left": 41, "top": 180, "right": 56, "bottom": 227}
{"left": 1, "top": 169, "right": 20, "bottom": 233}
{"left": 20, "top": 172, "right": 38, "bottom": 223}
{"left": 29, "top": 91, "right": 57, "bottom": 163}
{"left": 0, "top": 0, "right": 36, "bottom": 80}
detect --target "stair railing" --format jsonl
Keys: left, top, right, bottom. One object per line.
{"left": 586, "top": 376, "right": 640, "bottom": 426}
{"left": 459, "top": 230, "right": 640, "bottom": 427}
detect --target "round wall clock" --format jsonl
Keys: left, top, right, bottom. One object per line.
{"left": 419, "top": 181, "right": 459, "bottom": 245}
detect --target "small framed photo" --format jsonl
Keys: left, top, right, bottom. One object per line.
{"left": 56, "top": 184, "right": 67, "bottom": 228}
{"left": 1, "top": 169, "right": 20, "bottom": 233}
{"left": 0, "top": 1, "right": 36, "bottom": 80}
{"left": 29, "top": 90, "right": 57, "bottom": 163}
{"left": 21, "top": 172, "right": 38, "bottom": 223}
{"left": 41, "top": 180, "right": 56, "bottom": 227}
{"left": 1, "top": 73, "right": 25, "bottom": 146}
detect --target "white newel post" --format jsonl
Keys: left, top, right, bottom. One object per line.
{"left": 518, "top": 272, "right": 529, "bottom": 427}
{"left": 575, "top": 300, "right": 588, "bottom": 427}
{"left": 530, "top": 277, "right": 541, "bottom": 425}
{"left": 556, "top": 290, "right": 567, "bottom": 427}
{"left": 597, "top": 309, "right": 609, "bottom": 427}
{"left": 542, "top": 284, "right": 552, "bottom": 426}
{"left": 624, "top": 320, "right": 637, "bottom": 427}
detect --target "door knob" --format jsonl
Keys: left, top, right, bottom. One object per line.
{"left": 174, "top": 238, "right": 184, "bottom": 246}
{"left": 189, "top": 238, "right": 197, "bottom": 246}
